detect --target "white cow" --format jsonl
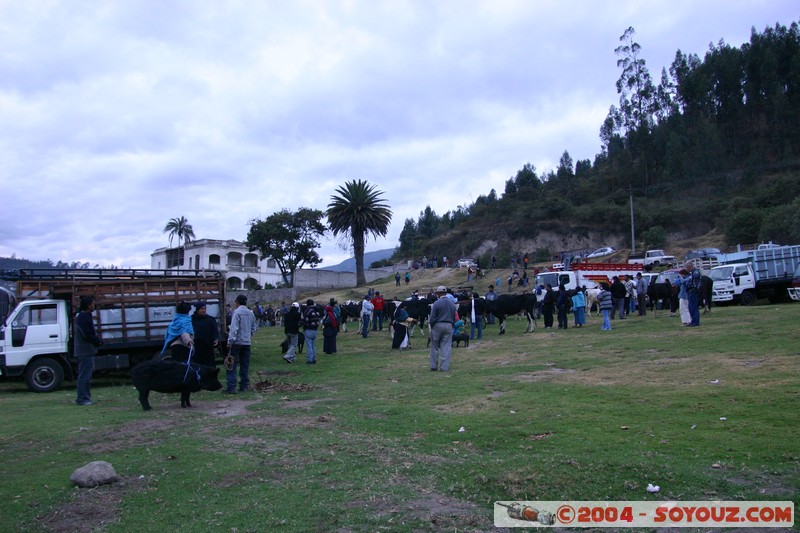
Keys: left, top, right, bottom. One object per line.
{"left": 584, "top": 288, "right": 601, "bottom": 317}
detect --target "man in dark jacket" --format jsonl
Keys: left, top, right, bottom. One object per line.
{"left": 74, "top": 296, "right": 103, "bottom": 406}
{"left": 191, "top": 301, "right": 219, "bottom": 367}
{"left": 282, "top": 302, "right": 302, "bottom": 363}
{"left": 610, "top": 276, "right": 627, "bottom": 319}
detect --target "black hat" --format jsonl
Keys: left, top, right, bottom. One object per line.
{"left": 306, "top": 299, "right": 314, "bottom": 306}
{"left": 195, "top": 301, "right": 207, "bottom": 309}
{"left": 329, "top": 298, "right": 336, "bottom": 305}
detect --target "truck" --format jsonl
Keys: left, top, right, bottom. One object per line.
{"left": 627, "top": 250, "right": 676, "bottom": 269}
{"left": 0, "top": 269, "right": 225, "bottom": 392}
{"left": 534, "top": 262, "right": 644, "bottom": 293}
{"left": 788, "top": 263, "right": 800, "bottom": 302}
{"left": 709, "top": 245, "right": 800, "bottom": 305}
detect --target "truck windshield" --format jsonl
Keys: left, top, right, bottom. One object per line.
{"left": 710, "top": 267, "right": 734, "bottom": 281}
{"left": 536, "top": 273, "right": 559, "bottom": 288}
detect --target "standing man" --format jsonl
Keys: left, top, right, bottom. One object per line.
{"left": 610, "top": 276, "right": 627, "bottom": 319}
{"left": 302, "top": 299, "right": 320, "bottom": 365}
{"left": 469, "top": 292, "right": 485, "bottom": 340}
{"left": 636, "top": 273, "right": 648, "bottom": 316}
{"left": 684, "top": 261, "right": 702, "bottom": 327}
{"left": 74, "top": 296, "right": 102, "bottom": 406}
{"left": 282, "top": 302, "right": 301, "bottom": 363}
{"left": 360, "top": 295, "right": 374, "bottom": 338}
{"left": 191, "top": 301, "right": 219, "bottom": 367}
{"left": 395, "top": 272, "right": 401, "bottom": 286}
{"left": 371, "top": 291, "right": 385, "bottom": 331}
{"left": 485, "top": 285, "right": 498, "bottom": 324}
{"left": 429, "top": 286, "right": 457, "bottom": 372}
{"left": 226, "top": 294, "right": 257, "bottom": 393}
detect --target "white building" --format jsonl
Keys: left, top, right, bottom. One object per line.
{"left": 150, "top": 239, "right": 284, "bottom": 290}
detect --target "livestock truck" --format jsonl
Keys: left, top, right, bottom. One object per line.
{"left": 709, "top": 244, "right": 800, "bottom": 305}
{"left": 0, "top": 268, "right": 225, "bottom": 392}
{"left": 534, "top": 262, "right": 644, "bottom": 293}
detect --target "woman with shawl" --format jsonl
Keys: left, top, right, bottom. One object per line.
{"left": 162, "top": 301, "right": 194, "bottom": 362}
{"left": 322, "top": 299, "right": 339, "bottom": 354}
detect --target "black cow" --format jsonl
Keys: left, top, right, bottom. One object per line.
{"left": 131, "top": 360, "right": 222, "bottom": 411}
{"left": 485, "top": 293, "right": 537, "bottom": 334}
{"left": 339, "top": 302, "right": 362, "bottom": 332}
{"left": 648, "top": 279, "right": 677, "bottom": 315}
{"left": 386, "top": 296, "right": 435, "bottom": 336}
{"left": 700, "top": 275, "right": 713, "bottom": 313}
{"left": 280, "top": 331, "right": 305, "bottom": 354}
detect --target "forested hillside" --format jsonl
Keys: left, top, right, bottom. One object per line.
{"left": 396, "top": 22, "right": 800, "bottom": 265}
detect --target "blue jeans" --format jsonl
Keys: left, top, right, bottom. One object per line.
{"left": 304, "top": 328, "right": 318, "bottom": 363}
{"left": 602, "top": 309, "right": 612, "bottom": 330}
{"left": 372, "top": 312, "right": 383, "bottom": 331}
{"left": 227, "top": 344, "right": 251, "bottom": 391}
{"left": 688, "top": 291, "right": 701, "bottom": 326}
{"left": 361, "top": 314, "right": 371, "bottom": 337}
{"left": 470, "top": 316, "right": 483, "bottom": 340}
{"left": 75, "top": 353, "right": 94, "bottom": 404}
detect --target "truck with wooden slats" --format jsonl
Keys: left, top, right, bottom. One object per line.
{"left": 0, "top": 269, "right": 225, "bottom": 392}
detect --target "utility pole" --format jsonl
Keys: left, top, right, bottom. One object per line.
{"left": 629, "top": 187, "right": 636, "bottom": 254}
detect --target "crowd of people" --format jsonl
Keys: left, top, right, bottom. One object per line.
{"left": 73, "top": 256, "right": 707, "bottom": 404}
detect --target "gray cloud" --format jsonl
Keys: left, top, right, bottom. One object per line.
{"left": 1, "top": 0, "right": 796, "bottom": 267}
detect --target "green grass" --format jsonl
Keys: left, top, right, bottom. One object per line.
{"left": 1, "top": 302, "right": 798, "bottom": 532}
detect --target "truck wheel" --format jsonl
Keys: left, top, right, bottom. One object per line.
{"left": 653, "top": 261, "right": 661, "bottom": 267}
{"left": 740, "top": 290, "right": 757, "bottom": 306}
{"left": 24, "top": 358, "right": 65, "bottom": 393}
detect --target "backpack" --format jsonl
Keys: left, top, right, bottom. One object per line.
{"left": 302, "top": 308, "right": 320, "bottom": 330}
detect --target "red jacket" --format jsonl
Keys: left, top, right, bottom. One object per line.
{"left": 372, "top": 296, "right": 385, "bottom": 311}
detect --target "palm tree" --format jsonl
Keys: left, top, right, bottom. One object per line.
{"left": 163, "top": 216, "right": 195, "bottom": 249}
{"left": 326, "top": 180, "right": 392, "bottom": 287}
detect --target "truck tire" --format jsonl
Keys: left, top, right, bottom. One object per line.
{"left": 24, "top": 358, "right": 65, "bottom": 393}
{"left": 740, "top": 290, "right": 757, "bottom": 306}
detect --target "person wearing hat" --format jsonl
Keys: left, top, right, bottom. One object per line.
{"left": 191, "top": 301, "right": 219, "bottom": 367}
{"left": 225, "top": 294, "right": 257, "bottom": 393}
{"left": 429, "top": 286, "right": 457, "bottom": 371}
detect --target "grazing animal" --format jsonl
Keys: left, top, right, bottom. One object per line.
{"left": 386, "top": 296, "right": 435, "bottom": 336}
{"left": 648, "top": 279, "right": 677, "bottom": 315}
{"left": 131, "top": 360, "right": 222, "bottom": 411}
{"left": 338, "top": 302, "right": 362, "bottom": 333}
{"left": 485, "top": 293, "right": 537, "bottom": 334}
{"left": 700, "top": 275, "right": 713, "bottom": 313}
{"left": 584, "top": 288, "right": 601, "bottom": 316}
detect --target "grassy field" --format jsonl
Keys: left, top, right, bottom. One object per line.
{"left": 1, "top": 267, "right": 798, "bottom": 532}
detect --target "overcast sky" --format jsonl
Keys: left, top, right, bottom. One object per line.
{"left": 1, "top": 1, "right": 797, "bottom": 268}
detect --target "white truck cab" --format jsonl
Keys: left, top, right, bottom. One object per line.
{"left": 710, "top": 263, "right": 756, "bottom": 304}
{"left": 1, "top": 299, "right": 71, "bottom": 391}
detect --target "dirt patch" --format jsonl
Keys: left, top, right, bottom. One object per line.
{"left": 233, "top": 414, "right": 334, "bottom": 430}
{"left": 280, "top": 397, "right": 336, "bottom": 409}
{"left": 513, "top": 368, "right": 576, "bottom": 382}
{"left": 256, "top": 370, "right": 300, "bottom": 378}
{"left": 37, "top": 476, "right": 147, "bottom": 533}
{"left": 77, "top": 419, "right": 179, "bottom": 454}
{"left": 254, "top": 380, "right": 315, "bottom": 393}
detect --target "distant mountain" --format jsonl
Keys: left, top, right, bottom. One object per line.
{"left": 318, "top": 248, "right": 396, "bottom": 272}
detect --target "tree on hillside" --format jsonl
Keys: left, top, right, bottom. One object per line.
{"left": 326, "top": 180, "right": 392, "bottom": 287}
{"left": 163, "top": 216, "right": 195, "bottom": 248}
{"left": 245, "top": 208, "right": 326, "bottom": 287}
